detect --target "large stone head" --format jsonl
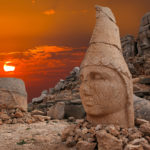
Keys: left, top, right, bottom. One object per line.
{"left": 80, "top": 5, "right": 134, "bottom": 127}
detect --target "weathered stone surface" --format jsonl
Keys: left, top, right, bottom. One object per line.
{"left": 135, "top": 118, "right": 149, "bottom": 126}
{"left": 70, "top": 67, "right": 80, "bottom": 76}
{"left": 121, "top": 35, "right": 137, "bottom": 60}
{"left": 32, "top": 93, "right": 46, "bottom": 103}
{"left": 80, "top": 5, "right": 134, "bottom": 128}
{"left": 137, "top": 12, "right": 150, "bottom": 55}
{"left": 96, "top": 130, "right": 123, "bottom": 150}
{"left": 139, "top": 123, "right": 150, "bottom": 135}
{"left": 47, "top": 102, "right": 65, "bottom": 119}
{"left": 134, "top": 95, "right": 150, "bottom": 121}
{"left": 124, "top": 144, "right": 143, "bottom": 150}
{"left": 139, "top": 77, "right": 150, "bottom": 85}
{"left": 0, "top": 78, "right": 27, "bottom": 111}
{"left": 90, "top": 5, "right": 121, "bottom": 50}
{"left": 31, "top": 109, "right": 45, "bottom": 116}
{"left": 65, "top": 104, "right": 85, "bottom": 119}
{"left": 55, "top": 79, "right": 65, "bottom": 91}
{"left": 76, "top": 141, "right": 96, "bottom": 150}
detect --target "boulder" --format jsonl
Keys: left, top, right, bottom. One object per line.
{"left": 54, "top": 80, "right": 65, "bottom": 91}
{"left": 96, "top": 130, "right": 123, "bottom": 150}
{"left": 134, "top": 95, "right": 150, "bottom": 121}
{"left": 65, "top": 104, "right": 85, "bottom": 119}
{"left": 32, "top": 93, "right": 47, "bottom": 103}
{"left": 47, "top": 102, "right": 65, "bottom": 119}
{"left": 76, "top": 141, "right": 96, "bottom": 150}
{"left": 0, "top": 78, "right": 27, "bottom": 111}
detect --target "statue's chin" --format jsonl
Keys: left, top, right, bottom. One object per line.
{"left": 84, "top": 105, "right": 109, "bottom": 116}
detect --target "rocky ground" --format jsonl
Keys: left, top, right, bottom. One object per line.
{"left": 0, "top": 118, "right": 150, "bottom": 150}
{"left": 0, "top": 120, "right": 71, "bottom": 150}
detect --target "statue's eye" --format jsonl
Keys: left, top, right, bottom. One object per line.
{"left": 90, "top": 72, "right": 103, "bottom": 80}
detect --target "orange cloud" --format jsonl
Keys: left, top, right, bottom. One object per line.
{"left": 43, "top": 9, "right": 56, "bottom": 16}
{"left": 32, "top": 0, "right": 36, "bottom": 4}
{"left": 0, "top": 45, "right": 86, "bottom": 101}
{"left": 0, "top": 46, "right": 85, "bottom": 77}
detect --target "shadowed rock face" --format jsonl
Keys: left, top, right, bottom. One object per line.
{"left": 80, "top": 5, "right": 134, "bottom": 128}
{"left": 0, "top": 78, "right": 27, "bottom": 111}
{"left": 137, "top": 12, "right": 150, "bottom": 55}
{"left": 121, "top": 35, "right": 137, "bottom": 60}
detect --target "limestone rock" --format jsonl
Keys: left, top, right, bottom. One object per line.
{"left": 76, "top": 141, "right": 96, "bottom": 150}
{"left": 139, "top": 123, "right": 150, "bottom": 135}
{"left": 47, "top": 102, "right": 65, "bottom": 119}
{"left": 124, "top": 144, "right": 143, "bottom": 150}
{"left": 137, "top": 12, "right": 150, "bottom": 55}
{"left": 0, "top": 78, "right": 27, "bottom": 111}
{"left": 135, "top": 118, "right": 149, "bottom": 126}
{"left": 121, "top": 35, "right": 137, "bottom": 60}
{"left": 55, "top": 80, "right": 65, "bottom": 91}
{"left": 32, "top": 93, "right": 46, "bottom": 103}
{"left": 31, "top": 109, "right": 44, "bottom": 116}
{"left": 134, "top": 95, "right": 150, "bottom": 121}
{"left": 96, "top": 130, "right": 123, "bottom": 150}
{"left": 65, "top": 104, "right": 85, "bottom": 119}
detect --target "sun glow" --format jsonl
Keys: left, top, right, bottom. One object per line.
{"left": 3, "top": 62, "right": 15, "bottom": 72}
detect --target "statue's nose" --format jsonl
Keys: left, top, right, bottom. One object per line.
{"left": 81, "top": 83, "right": 91, "bottom": 95}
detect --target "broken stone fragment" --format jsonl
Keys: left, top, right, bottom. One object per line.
{"left": 139, "top": 123, "right": 150, "bottom": 136}
{"left": 31, "top": 109, "right": 44, "bottom": 116}
{"left": 96, "top": 130, "right": 123, "bottom": 150}
{"left": 76, "top": 141, "right": 96, "bottom": 150}
{"left": 0, "top": 78, "right": 27, "bottom": 111}
{"left": 124, "top": 144, "right": 143, "bottom": 150}
{"left": 47, "top": 102, "right": 65, "bottom": 119}
{"left": 134, "top": 95, "right": 150, "bottom": 121}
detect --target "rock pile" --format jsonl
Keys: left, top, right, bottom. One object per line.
{"left": 62, "top": 118, "right": 150, "bottom": 150}
{"left": 0, "top": 108, "right": 50, "bottom": 125}
{"left": 29, "top": 67, "right": 85, "bottom": 120}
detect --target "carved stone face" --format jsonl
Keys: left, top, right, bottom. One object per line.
{"left": 80, "top": 66, "right": 126, "bottom": 116}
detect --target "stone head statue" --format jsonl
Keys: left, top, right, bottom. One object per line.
{"left": 137, "top": 12, "right": 150, "bottom": 55}
{"left": 80, "top": 5, "right": 134, "bottom": 128}
{"left": 0, "top": 78, "right": 27, "bottom": 111}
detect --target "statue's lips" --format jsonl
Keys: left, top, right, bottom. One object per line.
{"left": 83, "top": 96, "right": 94, "bottom": 106}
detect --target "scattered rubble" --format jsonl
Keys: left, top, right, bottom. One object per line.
{"left": 0, "top": 107, "right": 50, "bottom": 125}
{"left": 61, "top": 118, "right": 150, "bottom": 150}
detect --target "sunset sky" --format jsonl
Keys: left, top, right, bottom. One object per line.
{"left": 0, "top": 0, "right": 150, "bottom": 101}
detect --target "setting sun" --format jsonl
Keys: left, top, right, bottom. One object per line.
{"left": 3, "top": 62, "right": 15, "bottom": 72}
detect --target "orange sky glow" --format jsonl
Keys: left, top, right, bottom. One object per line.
{"left": 0, "top": 0, "right": 150, "bottom": 101}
